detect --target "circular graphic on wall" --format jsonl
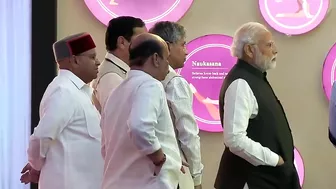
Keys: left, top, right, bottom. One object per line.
{"left": 84, "top": 0, "right": 193, "bottom": 28}
{"left": 322, "top": 42, "right": 336, "bottom": 100}
{"left": 177, "top": 34, "right": 237, "bottom": 132}
{"left": 258, "top": 0, "right": 329, "bottom": 35}
{"left": 294, "top": 147, "right": 305, "bottom": 187}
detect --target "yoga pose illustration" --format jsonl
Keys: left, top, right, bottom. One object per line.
{"left": 203, "top": 97, "right": 219, "bottom": 105}
{"left": 189, "top": 83, "right": 220, "bottom": 120}
{"left": 276, "top": 0, "right": 314, "bottom": 18}
{"left": 110, "top": 0, "right": 118, "bottom": 5}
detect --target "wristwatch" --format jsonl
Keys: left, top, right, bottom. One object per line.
{"left": 153, "top": 154, "right": 166, "bottom": 166}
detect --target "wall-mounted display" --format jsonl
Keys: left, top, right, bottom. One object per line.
{"left": 258, "top": 0, "right": 329, "bottom": 35}
{"left": 294, "top": 147, "right": 305, "bottom": 187}
{"left": 84, "top": 0, "right": 193, "bottom": 28}
{"left": 177, "top": 34, "right": 237, "bottom": 132}
{"left": 322, "top": 42, "right": 336, "bottom": 100}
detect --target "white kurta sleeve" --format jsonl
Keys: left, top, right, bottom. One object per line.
{"left": 28, "top": 88, "right": 75, "bottom": 170}
{"left": 166, "top": 77, "right": 203, "bottom": 185}
{"left": 127, "top": 81, "right": 163, "bottom": 155}
{"left": 223, "top": 79, "right": 279, "bottom": 167}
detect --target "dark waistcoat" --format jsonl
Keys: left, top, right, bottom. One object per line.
{"left": 215, "top": 60, "right": 300, "bottom": 189}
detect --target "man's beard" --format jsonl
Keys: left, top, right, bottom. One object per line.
{"left": 254, "top": 48, "right": 276, "bottom": 72}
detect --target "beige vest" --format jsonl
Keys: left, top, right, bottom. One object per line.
{"left": 91, "top": 59, "right": 127, "bottom": 113}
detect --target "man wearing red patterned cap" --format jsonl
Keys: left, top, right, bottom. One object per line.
{"left": 20, "top": 32, "right": 103, "bottom": 189}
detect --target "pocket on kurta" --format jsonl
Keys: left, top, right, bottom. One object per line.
{"left": 83, "top": 107, "right": 101, "bottom": 139}
{"left": 153, "top": 162, "right": 166, "bottom": 177}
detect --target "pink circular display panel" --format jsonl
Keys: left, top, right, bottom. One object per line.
{"left": 177, "top": 34, "right": 237, "bottom": 132}
{"left": 322, "top": 43, "right": 336, "bottom": 100}
{"left": 84, "top": 0, "right": 193, "bottom": 28}
{"left": 258, "top": 0, "right": 329, "bottom": 35}
{"left": 294, "top": 147, "right": 305, "bottom": 187}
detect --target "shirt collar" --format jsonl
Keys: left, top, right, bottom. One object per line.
{"left": 128, "top": 69, "right": 153, "bottom": 79}
{"left": 59, "top": 69, "right": 86, "bottom": 89}
{"left": 168, "top": 66, "right": 177, "bottom": 74}
{"left": 105, "top": 52, "right": 130, "bottom": 72}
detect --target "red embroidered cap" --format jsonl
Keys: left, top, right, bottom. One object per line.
{"left": 53, "top": 32, "right": 96, "bottom": 61}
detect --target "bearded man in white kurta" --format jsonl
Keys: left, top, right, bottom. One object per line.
{"left": 20, "top": 33, "right": 104, "bottom": 189}
{"left": 101, "top": 33, "right": 185, "bottom": 189}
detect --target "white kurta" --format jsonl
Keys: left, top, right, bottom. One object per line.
{"left": 28, "top": 69, "right": 103, "bottom": 189}
{"left": 162, "top": 67, "right": 203, "bottom": 188}
{"left": 101, "top": 70, "right": 182, "bottom": 189}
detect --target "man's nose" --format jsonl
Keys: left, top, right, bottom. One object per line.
{"left": 95, "top": 59, "right": 101, "bottom": 66}
{"left": 272, "top": 44, "right": 278, "bottom": 54}
{"left": 273, "top": 49, "right": 278, "bottom": 55}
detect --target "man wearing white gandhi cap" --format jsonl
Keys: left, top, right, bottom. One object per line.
{"left": 20, "top": 32, "right": 103, "bottom": 189}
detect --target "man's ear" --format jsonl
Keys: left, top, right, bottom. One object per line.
{"left": 117, "top": 36, "right": 127, "bottom": 49}
{"left": 71, "top": 55, "right": 81, "bottom": 68}
{"left": 166, "top": 41, "right": 171, "bottom": 52}
{"left": 244, "top": 44, "right": 254, "bottom": 59}
{"left": 73, "top": 55, "right": 79, "bottom": 64}
{"left": 152, "top": 53, "right": 160, "bottom": 68}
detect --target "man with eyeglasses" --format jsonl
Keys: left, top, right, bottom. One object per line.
{"left": 150, "top": 21, "right": 204, "bottom": 189}
{"left": 20, "top": 33, "right": 103, "bottom": 189}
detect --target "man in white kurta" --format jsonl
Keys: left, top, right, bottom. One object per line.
{"left": 21, "top": 33, "right": 103, "bottom": 189}
{"left": 150, "top": 21, "right": 203, "bottom": 189}
{"left": 91, "top": 16, "right": 146, "bottom": 113}
{"left": 101, "top": 33, "right": 182, "bottom": 189}
{"left": 214, "top": 22, "right": 299, "bottom": 189}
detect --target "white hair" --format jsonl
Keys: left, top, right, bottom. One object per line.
{"left": 231, "top": 22, "right": 269, "bottom": 59}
